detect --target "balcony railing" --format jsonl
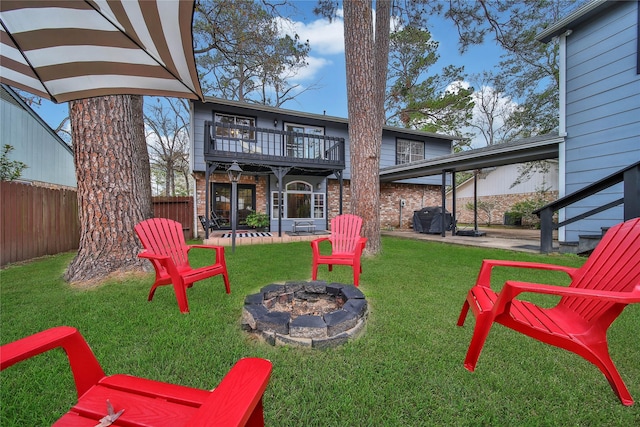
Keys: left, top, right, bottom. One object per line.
{"left": 204, "top": 121, "right": 345, "bottom": 170}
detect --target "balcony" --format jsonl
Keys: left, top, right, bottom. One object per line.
{"left": 204, "top": 121, "right": 345, "bottom": 175}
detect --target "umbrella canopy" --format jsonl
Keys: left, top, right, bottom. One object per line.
{"left": 0, "top": 0, "right": 203, "bottom": 103}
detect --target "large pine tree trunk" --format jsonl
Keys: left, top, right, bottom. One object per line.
{"left": 65, "top": 95, "right": 151, "bottom": 285}
{"left": 343, "top": 0, "right": 391, "bottom": 254}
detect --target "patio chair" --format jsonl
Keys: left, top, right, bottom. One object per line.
{"left": 457, "top": 217, "right": 640, "bottom": 405}
{"left": 0, "top": 326, "right": 272, "bottom": 426}
{"left": 134, "top": 218, "right": 230, "bottom": 314}
{"left": 199, "top": 212, "right": 222, "bottom": 230}
{"left": 311, "top": 214, "right": 367, "bottom": 287}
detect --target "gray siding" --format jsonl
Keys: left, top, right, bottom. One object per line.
{"left": 1, "top": 96, "right": 75, "bottom": 188}
{"left": 191, "top": 100, "right": 452, "bottom": 186}
{"left": 563, "top": 1, "right": 640, "bottom": 240}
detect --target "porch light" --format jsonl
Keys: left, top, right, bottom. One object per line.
{"left": 274, "top": 118, "right": 278, "bottom": 127}
{"left": 227, "top": 161, "right": 243, "bottom": 182}
{"left": 227, "top": 161, "right": 243, "bottom": 253}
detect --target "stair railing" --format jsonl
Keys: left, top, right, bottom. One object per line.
{"left": 534, "top": 161, "right": 640, "bottom": 253}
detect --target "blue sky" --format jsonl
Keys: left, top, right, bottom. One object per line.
{"left": 34, "top": 2, "right": 506, "bottom": 140}
{"left": 281, "top": 2, "right": 505, "bottom": 119}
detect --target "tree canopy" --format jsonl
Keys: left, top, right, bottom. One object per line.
{"left": 194, "top": 0, "right": 311, "bottom": 106}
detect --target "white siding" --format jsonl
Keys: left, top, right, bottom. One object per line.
{"left": 1, "top": 97, "right": 75, "bottom": 188}
{"left": 453, "top": 163, "right": 559, "bottom": 198}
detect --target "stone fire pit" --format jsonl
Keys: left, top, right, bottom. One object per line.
{"left": 242, "top": 281, "right": 368, "bottom": 348}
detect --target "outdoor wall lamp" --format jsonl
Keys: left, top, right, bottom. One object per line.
{"left": 274, "top": 118, "right": 278, "bottom": 127}
{"left": 227, "top": 161, "right": 243, "bottom": 252}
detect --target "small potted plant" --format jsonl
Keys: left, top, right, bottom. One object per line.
{"left": 245, "top": 211, "right": 270, "bottom": 231}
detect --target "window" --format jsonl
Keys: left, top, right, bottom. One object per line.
{"left": 214, "top": 113, "right": 255, "bottom": 140}
{"left": 285, "top": 123, "right": 325, "bottom": 159}
{"left": 396, "top": 139, "right": 425, "bottom": 164}
{"left": 271, "top": 180, "right": 325, "bottom": 220}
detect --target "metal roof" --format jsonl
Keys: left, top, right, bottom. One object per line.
{"left": 379, "top": 134, "right": 564, "bottom": 182}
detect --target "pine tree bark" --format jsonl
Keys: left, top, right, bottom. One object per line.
{"left": 343, "top": 0, "right": 391, "bottom": 254}
{"left": 65, "top": 95, "right": 151, "bottom": 285}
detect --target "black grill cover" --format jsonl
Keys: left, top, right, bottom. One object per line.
{"left": 413, "top": 207, "right": 453, "bottom": 234}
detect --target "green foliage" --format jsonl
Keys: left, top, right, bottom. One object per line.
{"left": 245, "top": 211, "right": 270, "bottom": 228}
{"left": 194, "top": 0, "right": 310, "bottom": 106}
{"left": 0, "top": 145, "right": 27, "bottom": 181}
{"left": 3, "top": 239, "right": 637, "bottom": 425}
{"left": 385, "top": 26, "right": 474, "bottom": 150}
{"left": 429, "top": 0, "right": 577, "bottom": 139}
{"left": 465, "top": 198, "right": 498, "bottom": 226}
{"left": 507, "top": 189, "right": 553, "bottom": 228}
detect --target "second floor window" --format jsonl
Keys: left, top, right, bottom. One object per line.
{"left": 214, "top": 113, "right": 255, "bottom": 140}
{"left": 285, "top": 123, "right": 325, "bottom": 159}
{"left": 396, "top": 139, "right": 425, "bottom": 164}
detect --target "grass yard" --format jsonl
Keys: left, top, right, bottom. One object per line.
{"left": 1, "top": 237, "right": 639, "bottom": 425}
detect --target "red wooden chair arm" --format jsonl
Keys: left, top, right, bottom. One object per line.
{"left": 310, "top": 237, "right": 331, "bottom": 255}
{"left": 137, "top": 251, "right": 171, "bottom": 262}
{"left": 354, "top": 237, "right": 368, "bottom": 255}
{"left": 187, "top": 244, "right": 227, "bottom": 265}
{"left": 0, "top": 326, "right": 105, "bottom": 398}
{"left": 476, "top": 259, "right": 580, "bottom": 288}
{"left": 186, "top": 358, "right": 273, "bottom": 427}
{"left": 502, "top": 280, "right": 640, "bottom": 303}
{"left": 492, "top": 281, "right": 640, "bottom": 317}
{"left": 138, "top": 252, "right": 183, "bottom": 279}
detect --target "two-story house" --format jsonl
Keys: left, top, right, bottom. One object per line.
{"left": 190, "top": 97, "right": 458, "bottom": 235}
{"left": 536, "top": 0, "right": 640, "bottom": 244}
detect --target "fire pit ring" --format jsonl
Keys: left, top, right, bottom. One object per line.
{"left": 241, "top": 281, "right": 368, "bottom": 348}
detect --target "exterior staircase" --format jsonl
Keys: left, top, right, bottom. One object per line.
{"left": 560, "top": 227, "right": 609, "bottom": 255}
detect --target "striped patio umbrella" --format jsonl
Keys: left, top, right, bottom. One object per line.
{"left": 0, "top": 0, "right": 203, "bottom": 103}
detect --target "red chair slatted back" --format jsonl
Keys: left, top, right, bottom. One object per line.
{"left": 134, "top": 218, "right": 190, "bottom": 270}
{"left": 562, "top": 217, "right": 640, "bottom": 322}
{"left": 331, "top": 214, "right": 363, "bottom": 254}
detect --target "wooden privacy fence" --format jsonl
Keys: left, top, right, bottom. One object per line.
{"left": 152, "top": 197, "right": 193, "bottom": 240}
{"left": 1, "top": 181, "right": 80, "bottom": 266}
{"left": 0, "top": 184, "right": 194, "bottom": 267}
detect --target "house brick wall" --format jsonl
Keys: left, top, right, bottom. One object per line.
{"left": 447, "top": 191, "right": 558, "bottom": 226}
{"left": 195, "top": 174, "right": 443, "bottom": 232}
{"left": 327, "top": 179, "right": 442, "bottom": 230}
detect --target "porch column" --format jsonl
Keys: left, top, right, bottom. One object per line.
{"left": 451, "top": 170, "right": 457, "bottom": 236}
{"left": 334, "top": 170, "right": 344, "bottom": 215}
{"left": 441, "top": 170, "right": 447, "bottom": 237}
{"left": 270, "top": 166, "right": 290, "bottom": 237}
{"left": 204, "top": 162, "right": 219, "bottom": 239}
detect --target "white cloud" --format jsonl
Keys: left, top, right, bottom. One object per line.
{"left": 276, "top": 10, "right": 344, "bottom": 56}
{"left": 290, "top": 56, "right": 333, "bottom": 82}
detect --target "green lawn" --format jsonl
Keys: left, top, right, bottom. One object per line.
{"left": 1, "top": 237, "right": 639, "bottom": 425}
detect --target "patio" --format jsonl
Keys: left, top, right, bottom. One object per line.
{"left": 1, "top": 236, "right": 637, "bottom": 425}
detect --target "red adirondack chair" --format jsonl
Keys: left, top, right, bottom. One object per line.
{"left": 311, "top": 214, "right": 367, "bottom": 287}
{"left": 457, "top": 217, "right": 640, "bottom": 405}
{"left": 1, "top": 326, "right": 272, "bottom": 426}
{"left": 134, "top": 218, "right": 231, "bottom": 313}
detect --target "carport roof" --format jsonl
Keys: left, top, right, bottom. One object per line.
{"left": 379, "top": 133, "right": 563, "bottom": 182}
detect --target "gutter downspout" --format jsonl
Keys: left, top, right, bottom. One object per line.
{"left": 558, "top": 30, "right": 571, "bottom": 243}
